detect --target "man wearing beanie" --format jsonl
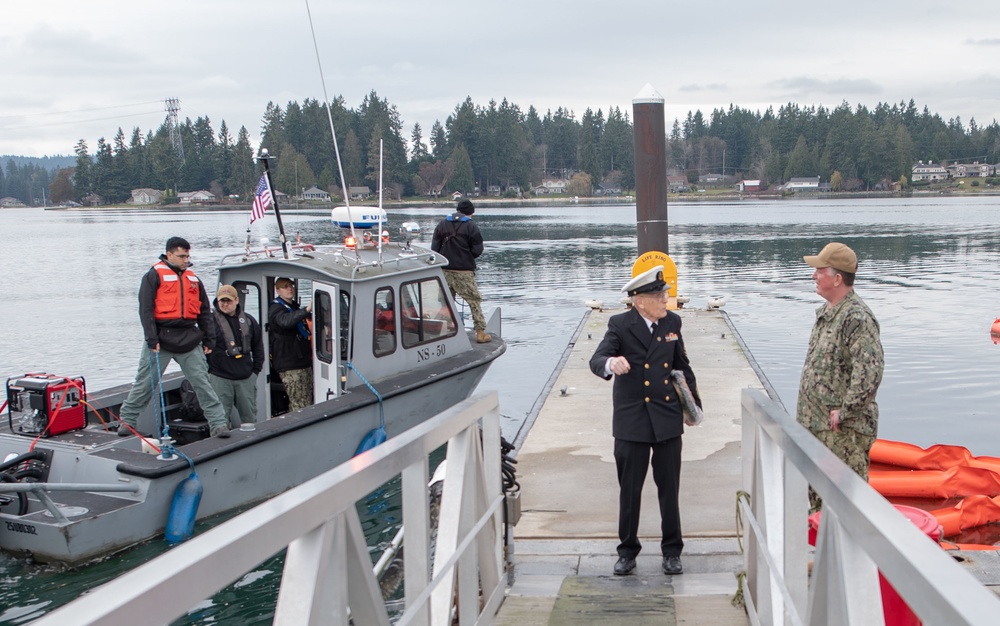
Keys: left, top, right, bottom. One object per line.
{"left": 431, "top": 197, "right": 491, "bottom": 343}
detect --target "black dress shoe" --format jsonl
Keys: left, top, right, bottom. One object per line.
{"left": 613, "top": 556, "right": 636, "bottom": 576}
{"left": 662, "top": 555, "right": 683, "bottom": 574}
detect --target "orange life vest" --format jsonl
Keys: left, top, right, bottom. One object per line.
{"left": 152, "top": 261, "right": 203, "bottom": 320}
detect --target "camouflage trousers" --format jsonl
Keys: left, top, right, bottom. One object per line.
{"left": 809, "top": 427, "right": 876, "bottom": 512}
{"left": 444, "top": 270, "right": 486, "bottom": 332}
{"left": 279, "top": 367, "right": 313, "bottom": 412}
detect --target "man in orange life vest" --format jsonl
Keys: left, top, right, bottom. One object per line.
{"left": 117, "top": 237, "right": 231, "bottom": 438}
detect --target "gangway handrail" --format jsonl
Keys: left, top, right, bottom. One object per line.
{"left": 30, "top": 391, "right": 504, "bottom": 626}
{"left": 740, "top": 388, "right": 1000, "bottom": 625}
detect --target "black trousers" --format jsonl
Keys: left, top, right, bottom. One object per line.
{"left": 614, "top": 436, "right": 683, "bottom": 558}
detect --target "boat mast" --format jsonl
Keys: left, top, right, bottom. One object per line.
{"left": 258, "top": 150, "right": 290, "bottom": 259}
{"left": 304, "top": 0, "right": 360, "bottom": 263}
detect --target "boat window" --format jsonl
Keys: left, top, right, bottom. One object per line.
{"left": 314, "top": 289, "right": 333, "bottom": 364}
{"left": 399, "top": 278, "right": 458, "bottom": 348}
{"left": 231, "top": 281, "right": 261, "bottom": 322}
{"left": 340, "top": 290, "right": 351, "bottom": 360}
{"left": 373, "top": 287, "right": 396, "bottom": 357}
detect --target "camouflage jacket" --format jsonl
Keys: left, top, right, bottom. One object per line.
{"left": 796, "top": 290, "right": 884, "bottom": 437}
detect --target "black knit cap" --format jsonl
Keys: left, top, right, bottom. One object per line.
{"left": 456, "top": 198, "right": 475, "bottom": 215}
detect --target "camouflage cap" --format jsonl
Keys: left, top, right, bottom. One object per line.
{"left": 804, "top": 242, "right": 857, "bottom": 273}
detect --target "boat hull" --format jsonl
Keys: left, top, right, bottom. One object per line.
{"left": 0, "top": 340, "right": 500, "bottom": 564}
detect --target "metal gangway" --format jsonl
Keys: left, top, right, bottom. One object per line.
{"left": 33, "top": 391, "right": 505, "bottom": 626}
{"left": 740, "top": 388, "right": 1000, "bottom": 625}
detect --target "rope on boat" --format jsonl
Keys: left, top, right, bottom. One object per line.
{"left": 345, "top": 362, "right": 385, "bottom": 432}
{"left": 149, "top": 350, "right": 194, "bottom": 471}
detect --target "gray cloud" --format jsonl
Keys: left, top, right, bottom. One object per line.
{"left": 678, "top": 83, "right": 728, "bottom": 93}
{"left": 766, "top": 77, "right": 883, "bottom": 98}
{"left": 965, "top": 38, "right": 1000, "bottom": 46}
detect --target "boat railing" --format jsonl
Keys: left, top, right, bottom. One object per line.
{"left": 740, "top": 388, "right": 1000, "bottom": 625}
{"left": 29, "top": 391, "right": 505, "bottom": 626}
{"left": 350, "top": 250, "right": 439, "bottom": 279}
{"left": 218, "top": 242, "right": 318, "bottom": 266}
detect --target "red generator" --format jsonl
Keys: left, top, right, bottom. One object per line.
{"left": 6, "top": 373, "right": 88, "bottom": 437}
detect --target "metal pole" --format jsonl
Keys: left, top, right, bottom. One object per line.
{"left": 632, "top": 84, "right": 669, "bottom": 255}
{"left": 259, "top": 152, "right": 290, "bottom": 259}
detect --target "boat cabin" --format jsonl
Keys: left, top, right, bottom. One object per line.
{"left": 218, "top": 240, "right": 468, "bottom": 420}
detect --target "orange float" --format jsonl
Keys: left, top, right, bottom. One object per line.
{"left": 868, "top": 439, "right": 1000, "bottom": 545}
{"left": 870, "top": 439, "right": 1000, "bottom": 474}
{"left": 930, "top": 494, "right": 1000, "bottom": 537}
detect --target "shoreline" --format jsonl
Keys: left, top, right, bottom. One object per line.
{"left": 22, "top": 187, "right": 1000, "bottom": 212}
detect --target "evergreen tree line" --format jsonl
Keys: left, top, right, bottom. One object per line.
{"left": 672, "top": 100, "right": 1000, "bottom": 190}
{"left": 2, "top": 95, "right": 996, "bottom": 206}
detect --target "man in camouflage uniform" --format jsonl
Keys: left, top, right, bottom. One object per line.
{"left": 798, "top": 242, "right": 884, "bottom": 512}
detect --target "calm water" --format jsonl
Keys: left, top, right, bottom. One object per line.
{"left": 2, "top": 196, "right": 1000, "bottom": 621}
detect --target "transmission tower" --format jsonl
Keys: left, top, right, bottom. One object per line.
{"left": 164, "top": 97, "right": 185, "bottom": 162}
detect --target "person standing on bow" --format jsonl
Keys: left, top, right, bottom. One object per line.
{"left": 589, "top": 265, "right": 701, "bottom": 577}
{"left": 798, "top": 242, "right": 884, "bottom": 512}
{"left": 117, "top": 236, "right": 231, "bottom": 438}
{"left": 269, "top": 277, "right": 313, "bottom": 412}
{"left": 207, "top": 284, "right": 264, "bottom": 426}
{"left": 431, "top": 197, "right": 492, "bottom": 343}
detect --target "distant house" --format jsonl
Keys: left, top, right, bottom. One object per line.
{"left": 0, "top": 197, "right": 26, "bottom": 208}
{"left": 486, "top": 185, "right": 502, "bottom": 196}
{"left": 177, "top": 190, "right": 216, "bottom": 204}
{"left": 739, "top": 180, "right": 761, "bottom": 193}
{"left": 699, "top": 173, "right": 724, "bottom": 184}
{"left": 129, "top": 188, "right": 164, "bottom": 205}
{"left": 947, "top": 161, "right": 992, "bottom": 178}
{"left": 911, "top": 161, "right": 947, "bottom": 182}
{"left": 451, "top": 191, "right": 464, "bottom": 200}
{"left": 785, "top": 177, "right": 820, "bottom": 192}
{"left": 596, "top": 183, "right": 623, "bottom": 196}
{"left": 301, "top": 186, "right": 331, "bottom": 202}
{"left": 350, "top": 186, "right": 372, "bottom": 200}
{"left": 534, "top": 179, "right": 567, "bottom": 195}
{"left": 667, "top": 175, "right": 689, "bottom": 193}
{"left": 82, "top": 193, "right": 104, "bottom": 206}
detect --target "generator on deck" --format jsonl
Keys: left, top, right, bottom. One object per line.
{"left": 6, "top": 373, "right": 87, "bottom": 437}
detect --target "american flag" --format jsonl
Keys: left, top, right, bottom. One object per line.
{"left": 250, "top": 174, "right": 272, "bottom": 224}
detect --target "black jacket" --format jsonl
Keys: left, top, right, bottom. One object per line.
{"left": 589, "top": 308, "right": 701, "bottom": 443}
{"left": 431, "top": 213, "right": 484, "bottom": 271}
{"left": 268, "top": 297, "right": 312, "bottom": 372}
{"left": 137, "top": 255, "right": 216, "bottom": 352}
{"left": 207, "top": 301, "right": 264, "bottom": 380}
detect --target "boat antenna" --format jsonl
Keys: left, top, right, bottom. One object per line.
{"left": 304, "top": 0, "right": 359, "bottom": 261}
{"left": 258, "top": 150, "right": 290, "bottom": 259}
{"left": 377, "top": 139, "right": 384, "bottom": 262}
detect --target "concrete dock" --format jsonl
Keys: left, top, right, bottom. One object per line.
{"left": 494, "top": 308, "right": 765, "bottom": 625}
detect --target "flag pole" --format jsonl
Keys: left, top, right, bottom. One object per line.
{"left": 258, "top": 149, "right": 289, "bottom": 259}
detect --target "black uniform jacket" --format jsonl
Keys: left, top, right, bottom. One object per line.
{"left": 430, "top": 214, "right": 484, "bottom": 271}
{"left": 589, "top": 308, "right": 701, "bottom": 443}
{"left": 268, "top": 298, "right": 312, "bottom": 372}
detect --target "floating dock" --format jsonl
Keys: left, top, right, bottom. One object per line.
{"left": 495, "top": 308, "right": 764, "bottom": 625}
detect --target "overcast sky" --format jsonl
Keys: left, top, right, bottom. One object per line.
{"left": 5, "top": 1, "right": 999, "bottom": 159}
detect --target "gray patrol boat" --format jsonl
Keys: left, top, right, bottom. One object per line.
{"left": 0, "top": 223, "right": 504, "bottom": 564}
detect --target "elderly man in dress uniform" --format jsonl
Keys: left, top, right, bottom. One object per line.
{"left": 589, "top": 265, "right": 702, "bottom": 576}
